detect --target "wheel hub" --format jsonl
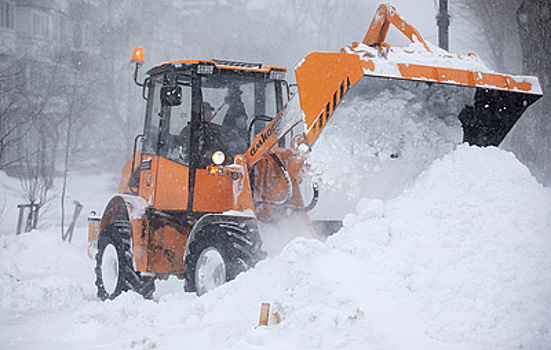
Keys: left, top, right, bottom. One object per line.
{"left": 101, "top": 243, "right": 119, "bottom": 295}
{"left": 196, "top": 247, "right": 226, "bottom": 296}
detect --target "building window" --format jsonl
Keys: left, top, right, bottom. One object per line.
{"left": 60, "top": 17, "right": 68, "bottom": 43}
{"left": 54, "top": 16, "right": 69, "bottom": 44}
{"left": 33, "top": 12, "right": 50, "bottom": 38}
{"left": 73, "top": 22, "right": 95, "bottom": 49}
{"left": 73, "top": 23, "right": 82, "bottom": 48}
{"left": 0, "top": 1, "right": 15, "bottom": 30}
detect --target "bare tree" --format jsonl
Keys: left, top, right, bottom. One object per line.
{"left": 458, "top": 0, "right": 523, "bottom": 72}
{"left": 0, "top": 59, "right": 49, "bottom": 171}
{"left": 511, "top": 0, "right": 551, "bottom": 185}
{"left": 456, "top": 0, "right": 550, "bottom": 186}
{"left": 17, "top": 131, "right": 56, "bottom": 230}
{"left": 0, "top": 59, "right": 59, "bottom": 230}
{"left": 517, "top": 0, "right": 551, "bottom": 88}
{"left": 59, "top": 70, "right": 97, "bottom": 241}
{"left": 11, "top": 62, "right": 77, "bottom": 231}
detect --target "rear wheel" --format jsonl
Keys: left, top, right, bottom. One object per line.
{"left": 184, "top": 222, "right": 265, "bottom": 295}
{"left": 95, "top": 221, "right": 156, "bottom": 301}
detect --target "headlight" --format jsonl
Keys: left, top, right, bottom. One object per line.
{"left": 212, "top": 151, "right": 225, "bottom": 165}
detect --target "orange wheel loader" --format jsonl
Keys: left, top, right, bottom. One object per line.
{"left": 88, "top": 4, "right": 542, "bottom": 300}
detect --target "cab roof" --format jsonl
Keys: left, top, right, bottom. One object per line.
{"left": 146, "top": 58, "right": 287, "bottom": 76}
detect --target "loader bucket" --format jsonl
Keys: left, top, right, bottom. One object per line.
{"left": 296, "top": 52, "right": 542, "bottom": 148}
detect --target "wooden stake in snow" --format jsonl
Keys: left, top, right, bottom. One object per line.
{"left": 258, "top": 303, "right": 270, "bottom": 327}
{"left": 257, "top": 303, "right": 282, "bottom": 327}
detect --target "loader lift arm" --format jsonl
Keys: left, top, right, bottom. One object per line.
{"left": 361, "top": 3, "right": 431, "bottom": 52}
{"left": 245, "top": 94, "right": 304, "bottom": 167}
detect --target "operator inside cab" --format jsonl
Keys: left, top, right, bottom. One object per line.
{"left": 222, "top": 86, "right": 248, "bottom": 143}
{"left": 196, "top": 101, "right": 222, "bottom": 168}
{"left": 178, "top": 101, "right": 218, "bottom": 168}
{"left": 179, "top": 98, "right": 248, "bottom": 168}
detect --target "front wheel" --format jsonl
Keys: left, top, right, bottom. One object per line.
{"left": 95, "top": 221, "right": 155, "bottom": 301}
{"left": 196, "top": 247, "right": 227, "bottom": 295}
{"left": 184, "top": 222, "right": 265, "bottom": 296}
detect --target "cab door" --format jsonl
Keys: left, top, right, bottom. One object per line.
{"left": 140, "top": 75, "right": 193, "bottom": 211}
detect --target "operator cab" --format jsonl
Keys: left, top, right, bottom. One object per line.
{"left": 142, "top": 59, "right": 289, "bottom": 169}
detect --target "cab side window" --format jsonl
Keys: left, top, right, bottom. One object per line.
{"left": 166, "top": 85, "right": 192, "bottom": 165}
{"left": 143, "top": 78, "right": 162, "bottom": 155}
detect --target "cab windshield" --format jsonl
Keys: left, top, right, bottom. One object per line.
{"left": 143, "top": 71, "right": 280, "bottom": 167}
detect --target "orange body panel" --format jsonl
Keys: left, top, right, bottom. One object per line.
{"left": 154, "top": 157, "right": 189, "bottom": 210}
{"left": 193, "top": 168, "right": 236, "bottom": 212}
{"left": 130, "top": 154, "right": 240, "bottom": 213}
{"left": 147, "top": 224, "right": 188, "bottom": 274}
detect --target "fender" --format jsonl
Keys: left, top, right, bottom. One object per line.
{"left": 88, "top": 194, "right": 149, "bottom": 261}
{"left": 183, "top": 213, "right": 258, "bottom": 261}
{"left": 100, "top": 194, "right": 149, "bottom": 231}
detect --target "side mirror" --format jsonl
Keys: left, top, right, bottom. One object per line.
{"left": 160, "top": 86, "right": 182, "bottom": 106}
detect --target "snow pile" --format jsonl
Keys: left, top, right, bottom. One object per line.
{"left": 308, "top": 76, "right": 469, "bottom": 199}
{"left": 343, "top": 41, "right": 493, "bottom": 77}
{"left": 331, "top": 145, "right": 551, "bottom": 347}
{"left": 1, "top": 144, "right": 550, "bottom": 349}
{"left": 0, "top": 230, "right": 95, "bottom": 311}
{"left": 224, "top": 145, "right": 551, "bottom": 349}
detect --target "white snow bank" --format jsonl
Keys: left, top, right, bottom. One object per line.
{"left": 0, "top": 229, "right": 96, "bottom": 312}
{"left": 216, "top": 145, "right": 551, "bottom": 349}
{"left": 331, "top": 144, "right": 551, "bottom": 348}
{"left": 2, "top": 145, "right": 550, "bottom": 349}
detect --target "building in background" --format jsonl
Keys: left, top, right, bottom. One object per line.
{"left": 0, "top": 0, "right": 198, "bottom": 177}
{"left": 0, "top": 0, "right": 102, "bottom": 177}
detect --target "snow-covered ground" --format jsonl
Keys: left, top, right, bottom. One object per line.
{"left": 1, "top": 140, "right": 550, "bottom": 349}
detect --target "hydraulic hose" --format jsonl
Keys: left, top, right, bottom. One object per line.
{"left": 254, "top": 152, "right": 319, "bottom": 212}
{"left": 255, "top": 151, "right": 293, "bottom": 207}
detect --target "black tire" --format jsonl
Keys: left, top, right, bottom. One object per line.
{"left": 95, "top": 221, "right": 156, "bottom": 301}
{"left": 184, "top": 222, "right": 265, "bottom": 295}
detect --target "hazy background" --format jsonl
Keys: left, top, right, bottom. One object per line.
{"left": 0, "top": 0, "right": 548, "bottom": 228}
